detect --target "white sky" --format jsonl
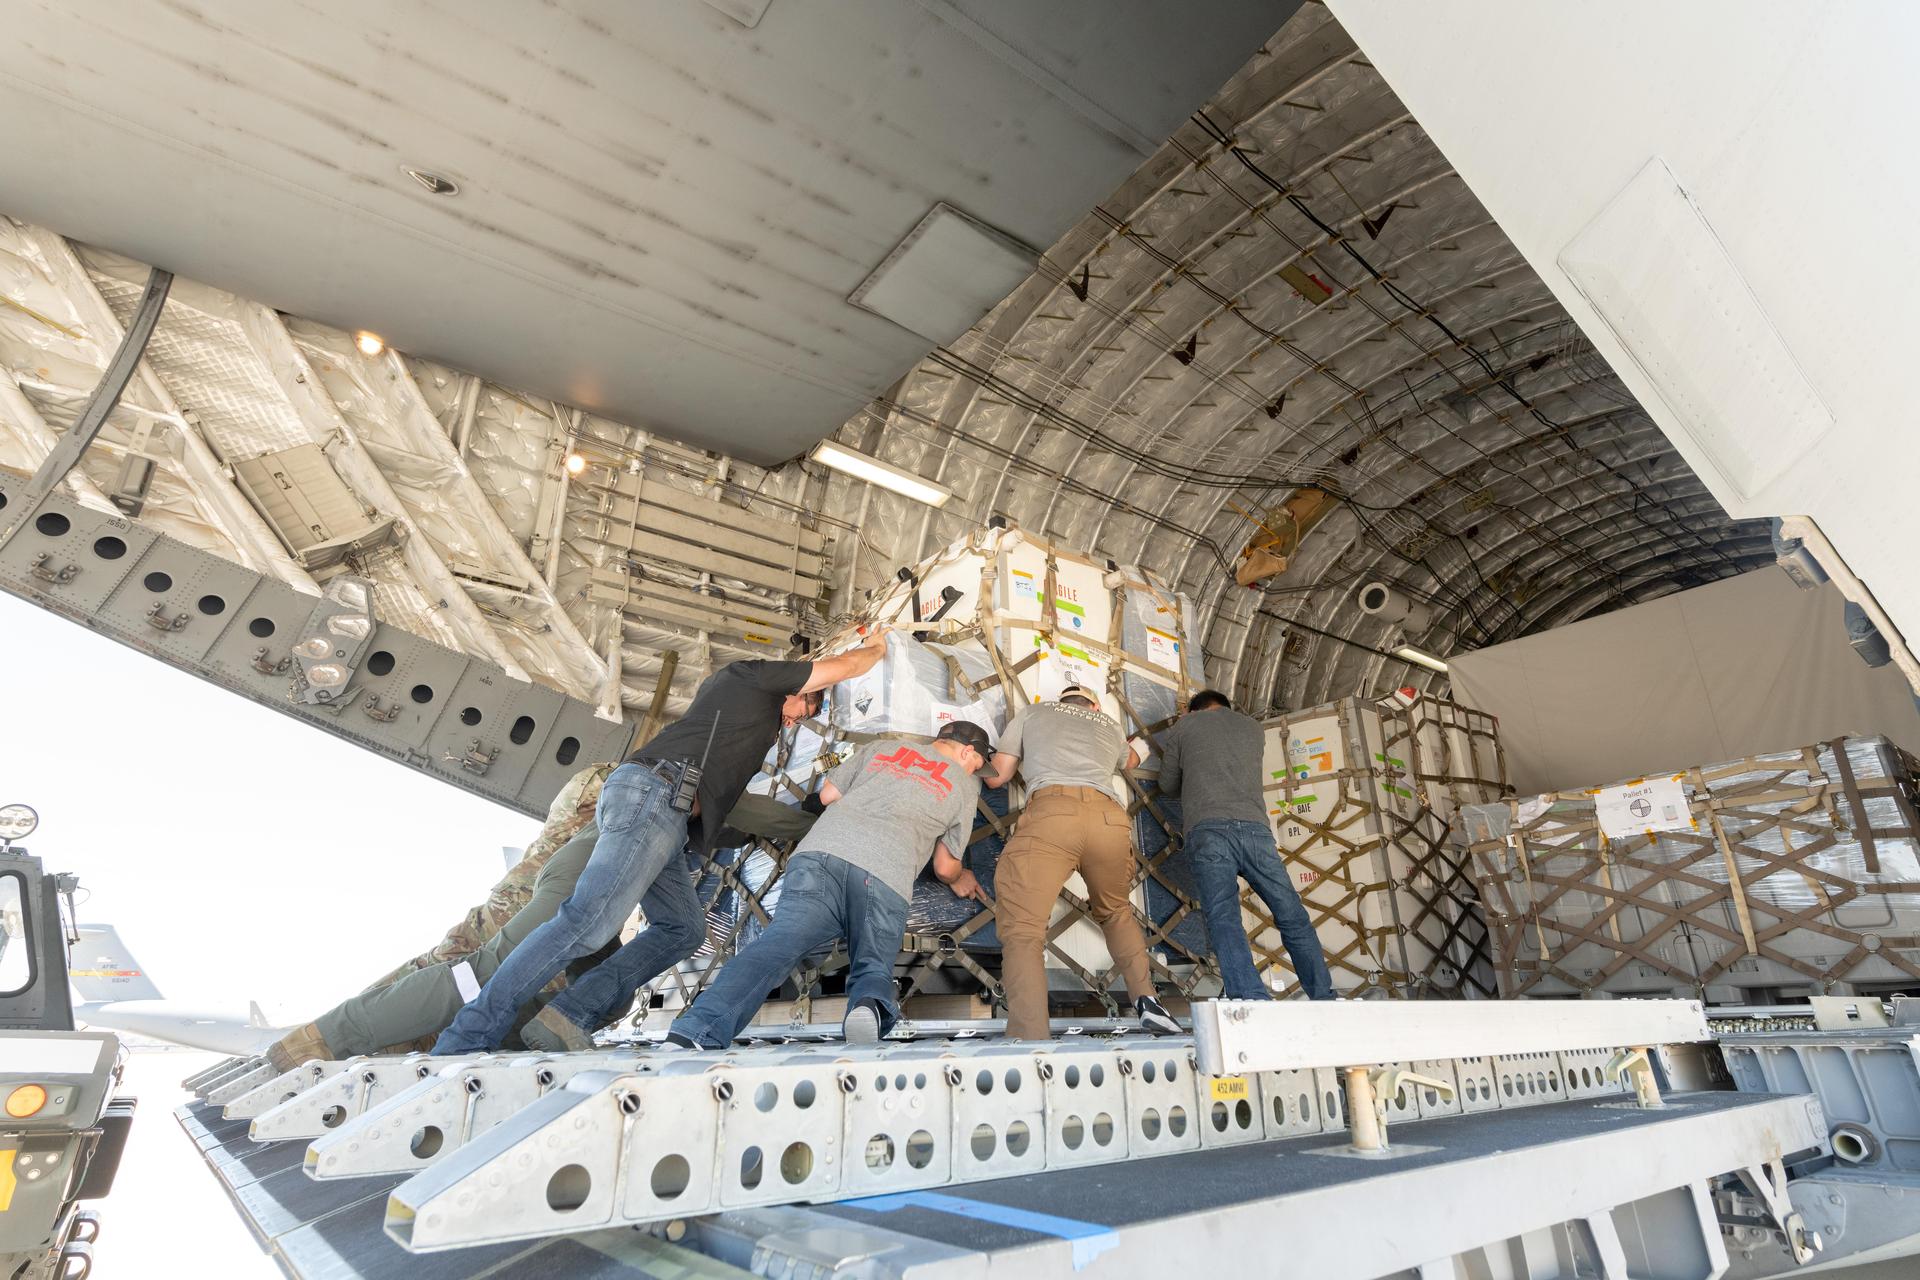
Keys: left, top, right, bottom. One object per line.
{"left": 3, "top": 591, "right": 550, "bottom": 1277}
{"left": 0, "top": 591, "right": 535, "bottom": 1020}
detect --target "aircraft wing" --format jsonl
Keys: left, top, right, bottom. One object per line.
{"left": 76, "top": 1001, "right": 284, "bottom": 1056}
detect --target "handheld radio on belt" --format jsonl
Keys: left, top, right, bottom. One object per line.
{"left": 661, "top": 709, "right": 723, "bottom": 814}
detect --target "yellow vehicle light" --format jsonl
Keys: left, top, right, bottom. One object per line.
{"left": 5, "top": 1085, "right": 47, "bottom": 1118}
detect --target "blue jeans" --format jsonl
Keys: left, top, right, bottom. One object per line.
{"left": 433, "top": 763, "right": 704, "bottom": 1052}
{"left": 671, "top": 853, "right": 908, "bottom": 1050}
{"left": 1188, "top": 819, "right": 1334, "bottom": 1000}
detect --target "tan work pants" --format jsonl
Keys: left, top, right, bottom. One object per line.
{"left": 995, "top": 785, "right": 1154, "bottom": 1039}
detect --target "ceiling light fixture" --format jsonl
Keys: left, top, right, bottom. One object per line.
{"left": 402, "top": 167, "right": 460, "bottom": 196}
{"left": 563, "top": 451, "right": 588, "bottom": 476}
{"left": 354, "top": 332, "right": 386, "bottom": 357}
{"left": 1392, "top": 644, "right": 1450, "bottom": 674}
{"left": 809, "top": 441, "right": 952, "bottom": 509}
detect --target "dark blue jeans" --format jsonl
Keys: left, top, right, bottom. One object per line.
{"left": 1188, "top": 819, "right": 1334, "bottom": 1000}
{"left": 671, "top": 853, "right": 908, "bottom": 1049}
{"left": 433, "top": 763, "right": 704, "bottom": 1052}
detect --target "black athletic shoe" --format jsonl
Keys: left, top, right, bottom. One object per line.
{"left": 843, "top": 998, "right": 892, "bottom": 1045}
{"left": 1136, "top": 995, "right": 1181, "bottom": 1036}
{"left": 659, "top": 1031, "right": 699, "bottom": 1052}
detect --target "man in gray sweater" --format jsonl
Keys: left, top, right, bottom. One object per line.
{"left": 1158, "top": 690, "right": 1333, "bottom": 1000}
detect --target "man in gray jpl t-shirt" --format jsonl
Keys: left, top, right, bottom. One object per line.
{"left": 1160, "top": 689, "right": 1332, "bottom": 1000}
{"left": 668, "top": 722, "right": 991, "bottom": 1049}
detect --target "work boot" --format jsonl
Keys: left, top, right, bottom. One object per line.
{"left": 842, "top": 998, "right": 893, "bottom": 1046}
{"left": 520, "top": 1006, "right": 595, "bottom": 1054}
{"left": 1135, "top": 995, "right": 1181, "bottom": 1036}
{"left": 658, "top": 1031, "right": 698, "bottom": 1052}
{"left": 266, "top": 1022, "right": 332, "bottom": 1074}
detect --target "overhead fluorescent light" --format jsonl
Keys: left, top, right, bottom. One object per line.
{"left": 1393, "top": 645, "right": 1450, "bottom": 674}
{"left": 810, "top": 441, "right": 952, "bottom": 509}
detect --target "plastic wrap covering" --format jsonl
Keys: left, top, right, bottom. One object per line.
{"left": 1465, "top": 737, "right": 1920, "bottom": 1000}
{"left": 857, "top": 526, "right": 1204, "bottom": 761}
{"left": 1262, "top": 695, "right": 1507, "bottom": 998}
{"left": 826, "top": 632, "right": 1012, "bottom": 744}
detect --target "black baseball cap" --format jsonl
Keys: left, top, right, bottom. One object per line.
{"left": 935, "top": 720, "right": 993, "bottom": 769}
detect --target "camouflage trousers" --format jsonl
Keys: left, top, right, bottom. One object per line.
{"left": 314, "top": 825, "right": 619, "bottom": 1055}
{"left": 284, "top": 787, "right": 817, "bottom": 1062}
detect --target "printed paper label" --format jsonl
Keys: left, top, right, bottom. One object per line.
{"left": 1594, "top": 775, "right": 1694, "bottom": 839}
{"left": 1011, "top": 570, "right": 1037, "bottom": 601}
{"left": 1288, "top": 735, "right": 1334, "bottom": 777}
{"left": 1146, "top": 626, "right": 1180, "bottom": 670}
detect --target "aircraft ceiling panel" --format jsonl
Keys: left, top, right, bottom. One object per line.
{"left": 0, "top": 0, "right": 1288, "bottom": 465}
{"left": 0, "top": 4, "right": 1773, "bottom": 770}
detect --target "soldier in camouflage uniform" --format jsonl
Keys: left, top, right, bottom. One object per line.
{"left": 360, "top": 763, "right": 614, "bottom": 991}
{"left": 265, "top": 764, "right": 614, "bottom": 1069}
{"left": 265, "top": 772, "right": 819, "bottom": 1070}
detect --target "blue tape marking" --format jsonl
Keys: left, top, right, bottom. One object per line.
{"left": 845, "top": 1190, "right": 1120, "bottom": 1270}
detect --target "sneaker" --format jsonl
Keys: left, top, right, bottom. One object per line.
{"left": 522, "top": 1005, "right": 595, "bottom": 1054}
{"left": 1136, "top": 995, "right": 1182, "bottom": 1036}
{"left": 842, "top": 998, "right": 890, "bottom": 1045}
{"left": 658, "top": 1031, "right": 698, "bottom": 1052}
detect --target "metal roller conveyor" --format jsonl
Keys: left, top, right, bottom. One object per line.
{"left": 375, "top": 1014, "right": 1677, "bottom": 1253}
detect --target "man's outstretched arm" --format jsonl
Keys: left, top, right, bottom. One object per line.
{"left": 797, "top": 633, "right": 887, "bottom": 694}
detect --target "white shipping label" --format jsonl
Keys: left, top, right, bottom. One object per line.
{"left": 1011, "top": 570, "right": 1037, "bottom": 602}
{"left": 1145, "top": 626, "right": 1180, "bottom": 670}
{"left": 1594, "top": 775, "right": 1694, "bottom": 839}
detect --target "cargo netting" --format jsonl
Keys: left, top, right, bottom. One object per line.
{"left": 1464, "top": 737, "right": 1920, "bottom": 999}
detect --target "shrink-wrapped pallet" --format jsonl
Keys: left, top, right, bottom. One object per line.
{"left": 713, "top": 525, "right": 1208, "bottom": 1003}
{"left": 1464, "top": 736, "right": 1920, "bottom": 1000}
{"left": 1255, "top": 695, "right": 1506, "bottom": 997}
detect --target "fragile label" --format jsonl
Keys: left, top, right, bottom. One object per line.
{"left": 1209, "top": 1077, "right": 1250, "bottom": 1102}
{"left": 1593, "top": 775, "right": 1694, "bottom": 839}
{"left": 1146, "top": 626, "right": 1180, "bottom": 671}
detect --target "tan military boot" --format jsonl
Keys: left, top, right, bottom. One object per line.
{"left": 266, "top": 1021, "right": 332, "bottom": 1073}
{"left": 521, "top": 1005, "right": 595, "bottom": 1053}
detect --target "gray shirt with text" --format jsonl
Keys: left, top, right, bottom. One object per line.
{"left": 815, "top": 741, "right": 981, "bottom": 901}
{"left": 999, "top": 702, "right": 1129, "bottom": 804}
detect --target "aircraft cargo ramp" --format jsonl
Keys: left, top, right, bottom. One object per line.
{"left": 167, "top": 1000, "right": 1902, "bottom": 1280}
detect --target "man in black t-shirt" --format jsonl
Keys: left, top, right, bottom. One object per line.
{"left": 434, "top": 639, "right": 885, "bottom": 1053}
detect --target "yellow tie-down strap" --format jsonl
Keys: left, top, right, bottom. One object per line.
{"left": 0, "top": 1147, "right": 16, "bottom": 1212}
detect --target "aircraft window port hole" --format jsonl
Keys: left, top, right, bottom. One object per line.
{"left": 556, "top": 736, "right": 580, "bottom": 765}
{"left": 249, "top": 618, "right": 275, "bottom": 638}
{"left": 366, "top": 651, "right": 396, "bottom": 676}
{"left": 143, "top": 571, "right": 172, "bottom": 592}
{"left": 93, "top": 535, "right": 127, "bottom": 560}
{"left": 410, "top": 684, "right": 434, "bottom": 704}
{"left": 34, "top": 511, "right": 68, "bottom": 537}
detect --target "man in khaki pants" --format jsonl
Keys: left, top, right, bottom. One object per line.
{"left": 983, "top": 685, "right": 1181, "bottom": 1039}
